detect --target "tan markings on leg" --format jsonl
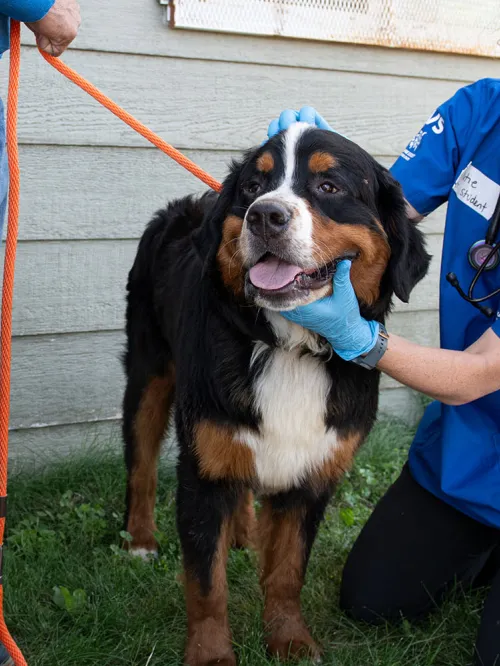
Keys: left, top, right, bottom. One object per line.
{"left": 310, "top": 209, "right": 390, "bottom": 305}
{"left": 312, "top": 431, "right": 364, "bottom": 492}
{"left": 216, "top": 215, "right": 245, "bottom": 299}
{"left": 259, "top": 501, "right": 321, "bottom": 661}
{"left": 184, "top": 519, "right": 236, "bottom": 666}
{"left": 194, "top": 420, "right": 256, "bottom": 482}
{"left": 127, "top": 368, "right": 175, "bottom": 553}
{"left": 257, "top": 151, "right": 275, "bottom": 173}
{"left": 308, "top": 151, "right": 337, "bottom": 173}
{"left": 231, "top": 490, "right": 256, "bottom": 549}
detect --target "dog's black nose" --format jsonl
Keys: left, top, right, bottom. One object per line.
{"left": 246, "top": 201, "right": 290, "bottom": 237}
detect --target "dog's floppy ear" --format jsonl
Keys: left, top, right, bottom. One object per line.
{"left": 191, "top": 160, "right": 243, "bottom": 269}
{"left": 375, "top": 164, "right": 431, "bottom": 303}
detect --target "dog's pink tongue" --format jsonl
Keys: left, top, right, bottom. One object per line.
{"left": 249, "top": 256, "right": 303, "bottom": 290}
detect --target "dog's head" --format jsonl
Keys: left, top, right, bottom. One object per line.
{"left": 212, "top": 124, "right": 429, "bottom": 313}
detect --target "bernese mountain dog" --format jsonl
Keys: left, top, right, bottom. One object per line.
{"left": 122, "top": 123, "right": 430, "bottom": 665}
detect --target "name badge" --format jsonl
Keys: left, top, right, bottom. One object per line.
{"left": 453, "top": 163, "right": 500, "bottom": 221}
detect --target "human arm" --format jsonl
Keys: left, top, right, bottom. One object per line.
{"left": 405, "top": 201, "right": 424, "bottom": 223}
{"left": 377, "top": 327, "right": 500, "bottom": 406}
{"left": 0, "top": 0, "right": 81, "bottom": 56}
{"left": 281, "top": 261, "right": 500, "bottom": 406}
{"left": 276, "top": 85, "right": 500, "bottom": 402}
{"left": 26, "top": 0, "right": 80, "bottom": 56}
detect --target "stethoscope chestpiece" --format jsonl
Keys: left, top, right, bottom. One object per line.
{"left": 468, "top": 240, "right": 500, "bottom": 271}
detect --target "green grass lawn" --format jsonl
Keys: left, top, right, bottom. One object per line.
{"left": 3, "top": 420, "right": 482, "bottom": 666}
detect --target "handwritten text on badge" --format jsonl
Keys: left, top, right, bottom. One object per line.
{"left": 453, "top": 163, "right": 500, "bottom": 221}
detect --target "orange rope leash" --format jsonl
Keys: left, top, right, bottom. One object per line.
{"left": 0, "top": 20, "right": 28, "bottom": 666}
{"left": 0, "top": 20, "right": 224, "bottom": 666}
{"left": 39, "top": 50, "right": 222, "bottom": 193}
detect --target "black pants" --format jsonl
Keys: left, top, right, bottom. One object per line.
{"left": 340, "top": 464, "right": 500, "bottom": 666}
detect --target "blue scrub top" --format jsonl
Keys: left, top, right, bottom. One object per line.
{"left": 391, "top": 78, "right": 500, "bottom": 529}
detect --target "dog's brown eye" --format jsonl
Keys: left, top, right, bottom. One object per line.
{"left": 318, "top": 181, "right": 337, "bottom": 194}
{"left": 244, "top": 182, "right": 262, "bottom": 195}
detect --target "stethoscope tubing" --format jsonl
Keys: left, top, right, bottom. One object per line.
{"left": 446, "top": 188, "right": 500, "bottom": 317}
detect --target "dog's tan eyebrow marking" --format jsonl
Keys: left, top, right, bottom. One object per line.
{"left": 256, "top": 151, "right": 274, "bottom": 173}
{"left": 308, "top": 151, "right": 337, "bottom": 173}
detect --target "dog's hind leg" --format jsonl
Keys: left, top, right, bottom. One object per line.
{"left": 259, "top": 489, "right": 332, "bottom": 662}
{"left": 122, "top": 364, "right": 175, "bottom": 557}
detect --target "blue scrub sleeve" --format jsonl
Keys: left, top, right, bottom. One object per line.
{"left": 390, "top": 83, "right": 481, "bottom": 216}
{"left": 0, "top": 0, "right": 54, "bottom": 23}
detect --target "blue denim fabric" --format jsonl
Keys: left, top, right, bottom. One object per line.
{"left": 0, "top": 97, "right": 7, "bottom": 241}
{"left": 0, "top": 643, "right": 13, "bottom": 665}
{"left": 0, "top": 14, "right": 9, "bottom": 55}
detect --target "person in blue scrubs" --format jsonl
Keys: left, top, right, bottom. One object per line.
{"left": 0, "top": 2, "right": 79, "bottom": 663}
{"left": 268, "top": 82, "right": 500, "bottom": 666}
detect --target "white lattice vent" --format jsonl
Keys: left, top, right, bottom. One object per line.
{"left": 160, "top": 0, "right": 500, "bottom": 57}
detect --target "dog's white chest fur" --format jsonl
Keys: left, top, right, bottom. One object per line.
{"left": 237, "top": 314, "right": 338, "bottom": 492}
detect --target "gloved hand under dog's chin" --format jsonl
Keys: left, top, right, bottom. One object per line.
{"left": 279, "top": 260, "right": 379, "bottom": 361}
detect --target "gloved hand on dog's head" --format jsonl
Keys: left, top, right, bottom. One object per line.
{"left": 280, "top": 260, "right": 379, "bottom": 361}
{"left": 267, "top": 106, "right": 334, "bottom": 139}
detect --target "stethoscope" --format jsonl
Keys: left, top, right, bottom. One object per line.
{"left": 446, "top": 192, "right": 500, "bottom": 318}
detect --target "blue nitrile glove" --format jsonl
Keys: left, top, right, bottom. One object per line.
{"left": 280, "top": 261, "right": 379, "bottom": 361}
{"left": 267, "top": 106, "right": 333, "bottom": 139}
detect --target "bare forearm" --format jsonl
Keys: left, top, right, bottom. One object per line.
{"left": 377, "top": 332, "right": 499, "bottom": 405}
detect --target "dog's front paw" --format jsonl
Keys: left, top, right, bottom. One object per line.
{"left": 266, "top": 614, "right": 321, "bottom": 662}
{"left": 127, "top": 546, "right": 158, "bottom": 561}
{"left": 123, "top": 524, "right": 159, "bottom": 558}
{"left": 185, "top": 618, "right": 236, "bottom": 666}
